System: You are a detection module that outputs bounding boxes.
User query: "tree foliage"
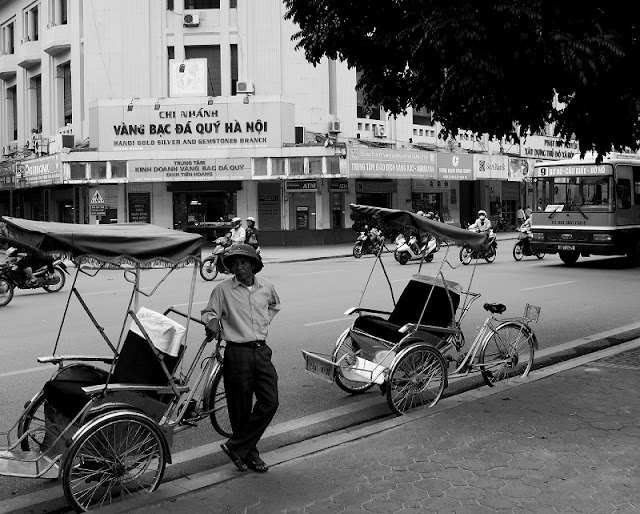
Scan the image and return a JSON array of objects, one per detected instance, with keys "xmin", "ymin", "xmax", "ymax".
[{"xmin": 284, "ymin": 1, "xmax": 640, "ymax": 159}]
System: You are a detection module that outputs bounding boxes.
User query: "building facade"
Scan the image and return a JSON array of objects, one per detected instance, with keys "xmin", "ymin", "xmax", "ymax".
[{"xmin": 0, "ymin": 0, "xmax": 580, "ymax": 244}]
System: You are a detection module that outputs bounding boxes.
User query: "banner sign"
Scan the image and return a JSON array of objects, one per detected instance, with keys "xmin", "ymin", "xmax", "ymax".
[
  {"xmin": 21, "ymin": 155, "xmax": 62, "ymax": 187},
  {"xmin": 521, "ymin": 135, "xmax": 579, "ymax": 160},
  {"xmin": 348, "ymin": 148, "xmax": 437, "ymax": 179},
  {"xmin": 474, "ymin": 154, "xmax": 508, "ymax": 180},
  {"xmin": 437, "ymin": 153, "xmax": 473, "ymax": 181},
  {"xmin": 286, "ymin": 180, "xmax": 317, "ymax": 192},
  {"xmin": 128, "ymin": 192, "xmax": 151, "ymax": 223},
  {"xmin": 89, "ymin": 100, "xmax": 294, "ymax": 152},
  {"xmin": 128, "ymin": 158, "xmax": 251, "ymax": 182}
]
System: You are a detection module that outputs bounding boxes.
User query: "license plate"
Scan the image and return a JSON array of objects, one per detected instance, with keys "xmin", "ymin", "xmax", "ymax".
[
  {"xmin": 558, "ymin": 245, "xmax": 575, "ymax": 251},
  {"xmin": 303, "ymin": 352, "xmax": 335, "ymax": 383}
]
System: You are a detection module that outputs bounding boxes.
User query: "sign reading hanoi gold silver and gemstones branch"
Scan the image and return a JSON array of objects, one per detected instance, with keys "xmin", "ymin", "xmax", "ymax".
[
  {"xmin": 348, "ymin": 148, "xmax": 437, "ymax": 179},
  {"xmin": 89, "ymin": 99, "xmax": 295, "ymax": 152},
  {"xmin": 128, "ymin": 158, "xmax": 251, "ymax": 182}
]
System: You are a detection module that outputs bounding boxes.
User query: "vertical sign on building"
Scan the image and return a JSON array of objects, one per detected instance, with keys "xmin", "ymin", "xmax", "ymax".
[
  {"xmin": 257, "ymin": 182, "xmax": 281, "ymax": 231},
  {"xmin": 128, "ymin": 192, "xmax": 151, "ymax": 223}
]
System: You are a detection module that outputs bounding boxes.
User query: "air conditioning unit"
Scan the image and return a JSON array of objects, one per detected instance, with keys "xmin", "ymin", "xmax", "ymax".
[
  {"xmin": 183, "ymin": 13, "xmax": 200, "ymax": 27},
  {"xmin": 328, "ymin": 120, "xmax": 341, "ymax": 134},
  {"xmin": 2, "ymin": 146, "xmax": 8, "ymax": 157},
  {"xmin": 33, "ymin": 138, "xmax": 42, "ymax": 155},
  {"xmin": 373, "ymin": 125, "xmax": 386, "ymax": 138},
  {"xmin": 236, "ymin": 81, "xmax": 255, "ymax": 95}
]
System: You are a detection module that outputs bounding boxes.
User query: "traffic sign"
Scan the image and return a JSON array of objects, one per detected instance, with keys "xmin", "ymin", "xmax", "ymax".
[{"xmin": 90, "ymin": 191, "xmax": 105, "ymax": 204}]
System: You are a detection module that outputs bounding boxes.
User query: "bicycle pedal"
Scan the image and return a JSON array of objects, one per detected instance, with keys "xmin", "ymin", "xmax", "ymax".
[{"xmin": 179, "ymin": 418, "xmax": 198, "ymax": 427}]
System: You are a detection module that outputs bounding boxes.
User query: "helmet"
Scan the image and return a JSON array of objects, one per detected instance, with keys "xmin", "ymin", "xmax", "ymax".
[
  {"xmin": 231, "ymin": 217, "xmax": 241, "ymax": 226},
  {"xmin": 416, "ymin": 211, "xmax": 424, "ymax": 217},
  {"xmin": 246, "ymin": 216, "xmax": 256, "ymax": 222},
  {"xmin": 478, "ymin": 210, "xmax": 487, "ymax": 216},
  {"xmin": 222, "ymin": 243, "xmax": 263, "ymax": 273}
]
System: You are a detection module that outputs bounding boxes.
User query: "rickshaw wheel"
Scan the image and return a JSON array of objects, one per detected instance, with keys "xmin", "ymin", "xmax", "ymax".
[
  {"xmin": 205, "ymin": 368, "xmax": 233, "ymax": 438},
  {"xmin": 200, "ymin": 257, "xmax": 219, "ymax": 281},
  {"xmin": 459, "ymin": 247, "xmax": 472, "ymax": 265},
  {"xmin": 0, "ymin": 278, "xmax": 14, "ymax": 307},
  {"xmin": 479, "ymin": 321, "xmax": 534, "ymax": 387},
  {"xmin": 43, "ymin": 268, "xmax": 66, "ymax": 292},
  {"xmin": 333, "ymin": 334, "xmax": 375, "ymax": 394},
  {"xmin": 386, "ymin": 345, "xmax": 446, "ymax": 416},
  {"xmin": 18, "ymin": 391, "xmax": 46, "ymax": 451},
  {"xmin": 62, "ymin": 411, "xmax": 167, "ymax": 513}
]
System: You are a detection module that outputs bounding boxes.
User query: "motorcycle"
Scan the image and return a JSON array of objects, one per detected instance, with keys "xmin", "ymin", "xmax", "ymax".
[
  {"xmin": 513, "ymin": 226, "xmax": 545, "ymax": 261},
  {"xmin": 0, "ymin": 254, "xmax": 68, "ymax": 307},
  {"xmin": 199, "ymin": 236, "xmax": 262, "ymax": 281},
  {"xmin": 394, "ymin": 233, "xmax": 437, "ymax": 265},
  {"xmin": 459, "ymin": 229, "xmax": 498, "ymax": 264},
  {"xmin": 494, "ymin": 215, "xmax": 511, "ymax": 232},
  {"xmin": 353, "ymin": 228, "xmax": 384, "ymax": 258}
]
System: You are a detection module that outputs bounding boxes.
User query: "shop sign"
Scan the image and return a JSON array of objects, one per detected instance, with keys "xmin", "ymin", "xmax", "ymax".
[
  {"xmin": 128, "ymin": 158, "xmax": 251, "ymax": 182},
  {"xmin": 128, "ymin": 192, "xmax": 151, "ymax": 223},
  {"xmin": 412, "ymin": 179, "xmax": 450, "ymax": 192},
  {"xmin": 355, "ymin": 180, "xmax": 396, "ymax": 193},
  {"xmin": 21, "ymin": 155, "xmax": 62, "ymax": 187},
  {"xmin": 437, "ymin": 153, "xmax": 473, "ymax": 181},
  {"xmin": 348, "ymin": 148, "xmax": 436, "ymax": 179},
  {"xmin": 330, "ymin": 179, "xmax": 348, "ymax": 191},
  {"xmin": 508, "ymin": 158, "xmax": 533, "ymax": 182},
  {"xmin": 286, "ymin": 180, "xmax": 317, "ymax": 192},
  {"xmin": 521, "ymin": 135, "xmax": 579, "ymax": 160},
  {"xmin": 89, "ymin": 99, "xmax": 294, "ymax": 152},
  {"xmin": 474, "ymin": 154, "xmax": 508, "ymax": 180}
]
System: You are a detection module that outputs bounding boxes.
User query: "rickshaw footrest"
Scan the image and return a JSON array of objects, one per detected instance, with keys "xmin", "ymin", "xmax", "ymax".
[{"xmin": 0, "ymin": 449, "xmax": 59, "ymax": 479}]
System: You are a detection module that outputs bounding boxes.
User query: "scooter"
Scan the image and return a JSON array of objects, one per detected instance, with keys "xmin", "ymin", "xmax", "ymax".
[
  {"xmin": 459, "ymin": 229, "xmax": 498, "ymax": 264},
  {"xmin": 513, "ymin": 226, "xmax": 545, "ymax": 261},
  {"xmin": 394, "ymin": 233, "xmax": 437, "ymax": 265},
  {"xmin": 200, "ymin": 236, "xmax": 232, "ymax": 281},
  {"xmin": 353, "ymin": 228, "xmax": 384, "ymax": 258},
  {"xmin": 0, "ymin": 254, "xmax": 68, "ymax": 307}
]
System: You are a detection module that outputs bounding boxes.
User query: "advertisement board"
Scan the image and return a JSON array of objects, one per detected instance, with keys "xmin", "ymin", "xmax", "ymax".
[
  {"xmin": 21, "ymin": 155, "xmax": 62, "ymax": 187},
  {"xmin": 348, "ymin": 148, "xmax": 437, "ymax": 179},
  {"xmin": 437, "ymin": 153, "xmax": 473, "ymax": 181},
  {"xmin": 128, "ymin": 158, "xmax": 251, "ymax": 182}
]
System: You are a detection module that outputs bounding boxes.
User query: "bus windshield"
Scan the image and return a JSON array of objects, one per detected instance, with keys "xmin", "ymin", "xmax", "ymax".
[{"xmin": 533, "ymin": 176, "xmax": 614, "ymax": 213}]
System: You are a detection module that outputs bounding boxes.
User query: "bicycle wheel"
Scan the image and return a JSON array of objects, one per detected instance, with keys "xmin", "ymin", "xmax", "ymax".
[
  {"xmin": 200, "ymin": 257, "xmax": 219, "ymax": 281},
  {"xmin": 479, "ymin": 321, "xmax": 534, "ymax": 386},
  {"xmin": 333, "ymin": 332, "xmax": 375, "ymax": 394},
  {"xmin": 62, "ymin": 411, "xmax": 167, "ymax": 512},
  {"xmin": 17, "ymin": 391, "xmax": 46, "ymax": 451},
  {"xmin": 207, "ymin": 367, "xmax": 233, "ymax": 438},
  {"xmin": 386, "ymin": 345, "xmax": 446, "ymax": 416},
  {"xmin": 0, "ymin": 278, "xmax": 14, "ymax": 307}
]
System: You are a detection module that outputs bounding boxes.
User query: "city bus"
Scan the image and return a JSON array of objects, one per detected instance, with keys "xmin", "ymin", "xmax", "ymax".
[{"xmin": 529, "ymin": 153, "xmax": 640, "ymax": 265}]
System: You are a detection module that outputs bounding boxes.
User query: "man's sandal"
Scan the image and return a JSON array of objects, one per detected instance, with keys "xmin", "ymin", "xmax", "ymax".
[
  {"xmin": 243, "ymin": 455, "xmax": 269, "ymax": 473},
  {"xmin": 220, "ymin": 444, "xmax": 247, "ymax": 472}
]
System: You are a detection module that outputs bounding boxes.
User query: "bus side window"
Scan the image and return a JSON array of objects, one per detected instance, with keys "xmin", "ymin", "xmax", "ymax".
[
  {"xmin": 616, "ymin": 179, "xmax": 632, "ymax": 209},
  {"xmin": 633, "ymin": 168, "xmax": 640, "ymax": 204}
]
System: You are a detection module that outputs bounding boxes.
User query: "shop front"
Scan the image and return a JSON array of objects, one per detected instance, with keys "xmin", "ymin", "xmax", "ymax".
[{"xmin": 437, "ymin": 153, "xmax": 474, "ymax": 226}]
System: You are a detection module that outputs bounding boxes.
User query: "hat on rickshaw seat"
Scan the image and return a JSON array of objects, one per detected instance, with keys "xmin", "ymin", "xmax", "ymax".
[{"xmin": 223, "ymin": 243, "xmax": 263, "ymax": 273}]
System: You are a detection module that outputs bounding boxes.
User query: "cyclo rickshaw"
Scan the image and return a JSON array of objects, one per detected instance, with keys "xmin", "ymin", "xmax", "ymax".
[
  {"xmin": 0, "ymin": 217, "xmax": 232, "ymax": 512},
  {"xmin": 303, "ymin": 205, "xmax": 540, "ymax": 416}
]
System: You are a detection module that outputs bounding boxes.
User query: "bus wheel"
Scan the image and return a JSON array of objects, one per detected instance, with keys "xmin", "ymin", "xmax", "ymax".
[{"xmin": 559, "ymin": 251, "xmax": 579, "ymax": 266}]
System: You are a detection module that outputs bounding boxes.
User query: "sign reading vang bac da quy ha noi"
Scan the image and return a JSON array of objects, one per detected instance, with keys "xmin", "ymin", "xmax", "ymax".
[{"xmin": 89, "ymin": 100, "xmax": 295, "ymax": 152}]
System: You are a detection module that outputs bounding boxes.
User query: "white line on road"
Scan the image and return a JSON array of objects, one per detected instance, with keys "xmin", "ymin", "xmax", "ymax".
[
  {"xmin": 304, "ymin": 317, "xmax": 352, "ymax": 327},
  {"xmin": 520, "ymin": 280, "xmax": 576, "ymax": 291},
  {"xmin": 289, "ymin": 270, "xmax": 344, "ymax": 276},
  {"xmin": 0, "ymin": 365, "xmax": 53, "ymax": 379}
]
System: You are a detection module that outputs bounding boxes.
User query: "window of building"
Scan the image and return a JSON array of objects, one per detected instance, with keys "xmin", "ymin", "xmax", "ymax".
[
  {"xmin": 185, "ymin": 45, "xmax": 220, "ymax": 97},
  {"xmin": 167, "ymin": 0, "xmax": 174, "ymax": 10},
  {"xmin": 230, "ymin": 0, "xmax": 237, "ymax": 7},
  {"xmin": 2, "ymin": 21, "xmax": 15, "ymax": 54},
  {"xmin": 24, "ymin": 4, "xmax": 39, "ymax": 42},
  {"xmin": 327, "ymin": 156, "xmax": 340, "ymax": 174},
  {"xmin": 290, "ymin": 158, "xmax": 304, "ymax": 175},
  {"xmin": 185, "ymin": 0, "xmax": 219, "ymax": 9},
  {"xmin": 6, "ymin": 85, "xmax": 17, "ymax": 141},
  {"xmin": 90, "ymin": 162, "xmax": 107, "ymax": 179},
  {"xmin": 111, "ymin": 161, "xmax": 127, "ymax": 179},
  {"xmin": 230, "ymin": 44, "xmax": 238, "ymax": 95},
  {"xmin": 271, "ymin": 158, "xmax": 285, "ymax": 176},
  {"xmin": 356, "ymin": 70, "xmax": 380, "ymax": 120},
  {"xmin": 50, "ymin": 0, "xmax": 67, "ymax": 26},
  {"xmin": 58, "ymin": 61, "xmax": 72, "ymax": 125},
  {"xmin": 69, "ymin": 162, "xmax": 86, "ymax": 180},
  {"xmin": 412, "ymin": 106, "xmax": 433, "ymax": 126},
  {"xmin": 309, "ymin": 157, "xmax": 322, "ymax": 175},
  {"xmin": 29, "ymin": 75, "xmax": 42, "ymax": 134},
  {"xmin": 254, "ymin": 158, "xmax": 267, "ymax": 176}
]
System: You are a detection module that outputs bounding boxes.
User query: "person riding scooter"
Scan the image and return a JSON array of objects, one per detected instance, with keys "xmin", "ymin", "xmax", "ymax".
[
  {"xmin": 467, "ymin": 210, "xmax": 496, "ymax": 251},
  {"xmin": 5, "ymin": 247, "xmax": 52, "ymax": 286},
  {"xmin": 229, "ymin": 217, "xmax": 245, "ymax": 245}
]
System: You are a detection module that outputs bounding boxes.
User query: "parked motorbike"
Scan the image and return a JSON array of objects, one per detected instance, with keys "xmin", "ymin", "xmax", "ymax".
[
  {"xmin": 200, "ymin": 237, "xmax": 262, "ymax": 281},
  {"xmin": 494, "ymin": 215, "xmax": 511, "ymax": 232},
  {"xmin": 394, "ymin": 233, "xmax": 437, "ymax": 265},
  {"xmin": 459, "ymin": 229, "xmax": 497, "ymax": 264},
  {"xmin": 513, "ymin": 226, "xmax": 545, "ymax": 261},
  {"xmin": 0, "ymin": 253, "xmax": 68, "ymax": 307},
  {"xmin": 353, "ymin": 228, "xmax": 384, "ymax": 258}
]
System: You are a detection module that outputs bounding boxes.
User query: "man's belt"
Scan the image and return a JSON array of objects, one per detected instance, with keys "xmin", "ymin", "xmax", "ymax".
[{"xmin": 227, "ymin": 340, "xmax": 266, "ymax": 348}]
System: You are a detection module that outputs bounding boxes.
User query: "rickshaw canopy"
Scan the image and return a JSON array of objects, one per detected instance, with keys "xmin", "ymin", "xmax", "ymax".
[
  {"xmin": 350, "ymin": 204, "xmax": 487, "ymax": 248},
  {"xmin": 1, "ymin": 217, "xmax": 202, "ymax": 266}
]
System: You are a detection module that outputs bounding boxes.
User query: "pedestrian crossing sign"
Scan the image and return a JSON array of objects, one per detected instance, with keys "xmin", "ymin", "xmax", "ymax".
[{"xmin": 90, "ymin": 191, "xmax": 105, "ymax": 204}]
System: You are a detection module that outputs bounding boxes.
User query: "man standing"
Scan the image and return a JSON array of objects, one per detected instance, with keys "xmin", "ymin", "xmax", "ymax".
[
  {"xmin": 201, "ymin": 244, "xmax": 281, "ymax": 473},
  {"xmin": 516, "ymin": 205, "xmax": 525, "ymax": 228}
]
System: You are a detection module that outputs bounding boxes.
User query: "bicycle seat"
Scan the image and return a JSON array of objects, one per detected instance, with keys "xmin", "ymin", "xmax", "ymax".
[{"xmin": 483, "ymin": 303, "xmax": 506, "ymax": 314}]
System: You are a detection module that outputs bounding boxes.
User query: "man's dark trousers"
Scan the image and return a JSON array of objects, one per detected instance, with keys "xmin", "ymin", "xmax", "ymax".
[{"xmin": 223, "ymin": 344, "xmax": 278, "ymax": 460}]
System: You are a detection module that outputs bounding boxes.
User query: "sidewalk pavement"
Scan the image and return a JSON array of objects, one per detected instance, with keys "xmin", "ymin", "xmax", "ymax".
[{"xmin": 101, "ymin": 336, "xmax": 640, "ymax": 514}]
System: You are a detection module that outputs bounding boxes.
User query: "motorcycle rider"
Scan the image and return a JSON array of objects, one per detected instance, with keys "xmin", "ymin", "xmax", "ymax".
[
  {"xmin": 519, "ymin": 216, "xmax": 533, "ymax": 253},
  {"xmin": 5, "ymin": 247, "xmax": 49, "ymax": 286},
  {"xmin": 244, "ymin": 217, "xmax": 260, "ymax": 250},
  {"xmin": 229, "ymin": 217, "xmax": 246, "ymax": 245},
  {"xmin": 468, "ymin": 210, "xmax": 492, "ymax": 234}
]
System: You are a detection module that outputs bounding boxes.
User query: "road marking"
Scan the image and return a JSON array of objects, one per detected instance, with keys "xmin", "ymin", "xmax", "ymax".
[
  {"xmin": 520, "ymin": 280, "xmax": 576, "ymax": 291},
  {"xmin": 289, "ymin": 270, "xmax": 344, "ymax": 276},
  {"xmin": 304, "ymin": 317, "xmax": 352, "ymax": 327},
  {"xmin": 0, "ymin": 366, "xmax": 53, "ymax": 379}
]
